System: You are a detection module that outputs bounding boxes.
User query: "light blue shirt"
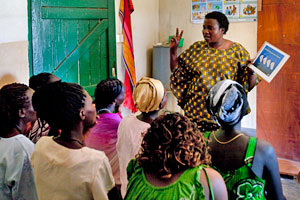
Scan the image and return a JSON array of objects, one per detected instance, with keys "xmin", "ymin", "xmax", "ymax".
[{"xmin": 0, "ymin": 134, "xmax": 38, "ymax": 200}]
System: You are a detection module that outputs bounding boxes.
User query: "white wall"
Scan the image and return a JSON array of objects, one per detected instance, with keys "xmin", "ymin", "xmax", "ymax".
[
  {"xmin": 115, "ymin": 0, "xmax": 160, "ymax": 83},
  {"xmin": 0, "ymin": 0, "xmax": 29, "ymax": 87},
  {"xmin": 0, "ymin": 0, "xmax": 159, "ymax": 87},
  {"xmin": 158, "ymin": 0, "xmax": 257, "ymax": 128},
  {"xmin": 0, "ymin": 0, "xmax": 257, "ymax": 128}
]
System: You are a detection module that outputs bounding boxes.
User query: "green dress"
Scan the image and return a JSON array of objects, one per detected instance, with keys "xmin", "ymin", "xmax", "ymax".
[
  {"xmin": 214, "ymin": 137, "xmax": 266, "ymax": 200},
  {"xmin": 125, "ymin": 159, "xmax": 214, "ymax": 200},
  {"xmin": 170, "ymin": 41, "xmax": 252, "ymax": 132}
]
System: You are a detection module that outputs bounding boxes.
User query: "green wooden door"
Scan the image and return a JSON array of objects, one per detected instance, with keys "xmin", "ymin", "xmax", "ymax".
[{"xmin": 28, "ymin": 0, "xmax": 116, "ymax": 95}]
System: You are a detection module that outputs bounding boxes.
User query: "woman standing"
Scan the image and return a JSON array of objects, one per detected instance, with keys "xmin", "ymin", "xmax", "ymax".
[{"xmin": 170, "ymin": 11, "xmax": 259, "ymax": 132}]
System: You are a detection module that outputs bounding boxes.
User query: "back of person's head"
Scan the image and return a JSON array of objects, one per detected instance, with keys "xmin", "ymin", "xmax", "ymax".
[
  {"xmin": 32, "ymin": 81, "xmax": 86, "ymax": 134},
  {"xmin": 205, "ymin": 11, "xmax": 229, "ymax": 34},
  {"xmin": 133, "ymin": 77, "xmax": 166, "ymax": 113},
  {"xmin": 137, "ymin": 113, "xmax": 210, "ymax": 178},
  {"xmin": 206, "ymin": 79, "xmax": 247, "ymax": 127},
  {"xmin": 29, "ymin": 72, "xmax": 60, "ymax": 91},
  {"xmin": 0, "ymin": 83, "xmax": 32, "ymax": 136},
  {"xmin": 94, "ymin": 78, "xmax": 124, "ymax": 111}
]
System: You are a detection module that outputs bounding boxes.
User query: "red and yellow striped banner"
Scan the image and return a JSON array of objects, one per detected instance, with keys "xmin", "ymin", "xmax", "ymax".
[{"xmin": 119, "ymin": 0, "xmax": 136, "ymax": 112}]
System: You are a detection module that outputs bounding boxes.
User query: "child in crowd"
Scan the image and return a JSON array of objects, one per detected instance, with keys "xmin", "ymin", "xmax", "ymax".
[
  {"xmin": 206, "ymin": 79, "xmax": 285, "ymax": 199},
  {"xmin": 124, "ymin": 113, "xmax": 227, "ymax": 200},
  {"xmin": 27, "ymin": 72, "xmax": 61, "ymax": 143},
  {"xmin": 85, "ymin": 78, "xmax": 125, "ymax": 195},
  {"xmin": 116, "ymin": 77, "xmax": 167, "ymax": 197},
  {"xmin": 0, "ymin": 83, "xmax": 37, "ymax": 199},
  {"xmin": 31, "ymin": 81, "xmax": 119, "ymax": 200}
]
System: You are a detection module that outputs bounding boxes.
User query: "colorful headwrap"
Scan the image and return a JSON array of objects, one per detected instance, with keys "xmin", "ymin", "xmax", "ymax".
[
  {"xmin": 133, "ymin": 77, "xmax": 165, "ymax": 113},
  {"xmin": 206, "ymin": 79, "xmax": 247, "ymax": 126}
]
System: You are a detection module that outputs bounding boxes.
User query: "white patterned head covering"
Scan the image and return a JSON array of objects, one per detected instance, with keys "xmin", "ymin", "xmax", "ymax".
[
  {"xmin": 206, "ymin": 79, "xmax": 247, "ymax": 126},
  {"xmin": 133, "ymin": 77, "xmax": 165, "ymax": 113}
]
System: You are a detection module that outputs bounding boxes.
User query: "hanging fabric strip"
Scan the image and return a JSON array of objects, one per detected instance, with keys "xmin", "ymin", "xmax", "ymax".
[{"xmin": 119, "ymin": 0, "xmax": 136, "ymax": 112}]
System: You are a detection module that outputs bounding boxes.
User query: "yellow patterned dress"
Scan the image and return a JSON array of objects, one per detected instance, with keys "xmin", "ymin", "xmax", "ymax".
[{"xmin": 170, "ymin": 41, "xmax": 251, "ymax": 132}]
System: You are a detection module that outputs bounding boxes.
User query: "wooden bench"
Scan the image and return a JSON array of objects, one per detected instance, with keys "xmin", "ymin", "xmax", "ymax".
[{"xmin": 278, "ymin": 158, "xmax": 300, "ymax": 183}]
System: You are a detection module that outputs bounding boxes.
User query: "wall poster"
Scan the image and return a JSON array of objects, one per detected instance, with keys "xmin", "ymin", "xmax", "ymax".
[{"xmin": 191, "ymin": 0, "xmax": 257, "ymax": 23}]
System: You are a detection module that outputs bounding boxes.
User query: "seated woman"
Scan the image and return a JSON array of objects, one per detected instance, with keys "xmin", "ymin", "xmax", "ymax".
[
  {"xmin": 85, "ymin": 78, "xmax": 125, "ymax": 192},
  {"xmin": 0, "ymin": 83, "xmax": 37, "ymax": 199},
  {"xmin": 116, "ymin": 77, "xmax": 167, "ymax": 197},
  {"xmin": 125, "ymin": 113, "xmax": 227, "ymax": 200},
  {"xmin": 31, "ymin": 81, "xmax": 119, "ymax": 200},
  {"xmin": 206, "ymin": 79, "xmax": 285, "ymax": 200},
  {"xmin": 27, "ymin": 72, "xmax": 61, "ymax": 143}
]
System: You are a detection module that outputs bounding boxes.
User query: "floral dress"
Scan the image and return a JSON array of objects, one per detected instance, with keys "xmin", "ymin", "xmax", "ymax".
[
  {"xmin": 214, "ymin": 137, "xmax": 266, "ymax": 200},
  {"xmin": 170, "ymin": 41, "xmax": 252, "ymax": 132}
]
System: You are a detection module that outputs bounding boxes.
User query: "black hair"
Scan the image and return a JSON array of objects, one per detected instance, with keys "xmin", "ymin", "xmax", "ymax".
[
  {"xmin": 94, "ymin": 78, "xmax": 123, "ymax": 111},
  {"xmin": 32, "ymin": 81, "xmax": 86, "ymax": 135},
  {"xmin": 29, "ymin": 72, "xmax": 60, "ymax": 91},
  {"xmin": 0, "ymin": 83, "xmax": 31, "ymax": 136},
  {"xmin": 205, "ymin": 11, "xmax": 229, "ymax": 34}
]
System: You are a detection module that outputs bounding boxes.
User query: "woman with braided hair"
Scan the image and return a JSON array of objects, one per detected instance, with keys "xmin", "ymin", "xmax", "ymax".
[
  {"xmin": 27, "ymin": 72, "xmax": 61, "ymax": 143},
  {"xmin": 0, "ymin": 83, "xmax": 37, "ymax": 199},
  {"xmin": 206, "ymin": 79, "xmax": 285, "ymax": 200},
  {"xmin": 124, "ymin": 113, "xmax": 227, "ymax": 200},
  {"xmin": 31, "ymin": 81, "xmax": 120, "ymax": 200},
  {"xmin": 85, "ymin": 78, "xmax": 125, "ymax": 195}
]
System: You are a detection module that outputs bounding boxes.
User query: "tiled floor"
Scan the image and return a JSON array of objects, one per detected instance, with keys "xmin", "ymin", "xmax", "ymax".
[{"xmin": 281, "ymin": 177, "xmax": 300, "ymax": 200}]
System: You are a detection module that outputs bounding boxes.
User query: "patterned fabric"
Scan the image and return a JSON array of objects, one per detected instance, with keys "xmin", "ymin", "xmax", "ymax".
[
  {"xmin": 214, "ymin": 137, "xmax": 266, "ymax": 200},
  {"xmin": 133, "ymin": 77, "xmax": 165, "ymax": 113},
  {"xmin": 119, "ymin": 0, "xmax": 137, "ymax": 112},
  {"xmin": 26, "ymin": 119, "xmax": 50, "ymax": 143},
  {"xmin": 170, "ymin": 41, "xmax": 251, "ymax": 132},
  {"xmin": 206, "ymin": 80, "xmax": 247, "ymax": 126},
  {"xmin": 125, "ymin": 159, "xmax": 207, "ymax": 200}
]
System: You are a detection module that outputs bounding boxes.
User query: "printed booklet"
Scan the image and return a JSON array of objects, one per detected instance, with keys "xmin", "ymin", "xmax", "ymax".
[{"xmin": 248, "ymin": 41, "xmax": 290, "ymax": 83}]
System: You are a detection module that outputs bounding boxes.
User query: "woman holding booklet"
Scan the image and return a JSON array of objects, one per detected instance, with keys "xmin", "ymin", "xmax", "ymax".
[{"xmin": 169, "ymin": 11, "xmax": 260, "ymax": 132}]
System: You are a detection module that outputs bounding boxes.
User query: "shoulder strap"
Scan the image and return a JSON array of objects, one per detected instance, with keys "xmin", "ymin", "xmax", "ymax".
[
  {"xmin": 244, "ymin": 137, "xmax": 257, "ymax": 167},
  {"xmin": 202, "ymin": 168, "xmax": 215, "ymax": 200},
  {"xmin": 203, "ymin": 131, "xmax": 211, "ymax": 140}
]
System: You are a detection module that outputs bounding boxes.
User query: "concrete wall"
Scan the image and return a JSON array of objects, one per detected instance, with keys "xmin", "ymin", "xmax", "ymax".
[
  {"xmin": 0, "ymin": 0, "xmax": 159, "ymax": 87},
  {"xmin": 0, "ymin": 0, "xmax": 29, "ymax": 86},
  {"xmin": 158, "ymin": 0, "xmax": 257, "ymax": 128},
  {"xmin": 115, "ymin": 0, "xmax": 159, "ymax": 83}
]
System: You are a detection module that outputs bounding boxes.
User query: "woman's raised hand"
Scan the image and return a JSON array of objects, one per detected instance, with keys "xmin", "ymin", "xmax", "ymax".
[
  {"xmin": 169, "ymin": 28, "xmax": 183, "ymax": 72},
  {"xmin": 170, "ymin": 28, "xmax": 184, "ymax": 52}
]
